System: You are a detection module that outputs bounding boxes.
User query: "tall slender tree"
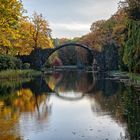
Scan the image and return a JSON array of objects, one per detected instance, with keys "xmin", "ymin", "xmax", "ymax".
[{"xmin": 31, "ymin": 12, "xmax": 53, "ymax": 49}]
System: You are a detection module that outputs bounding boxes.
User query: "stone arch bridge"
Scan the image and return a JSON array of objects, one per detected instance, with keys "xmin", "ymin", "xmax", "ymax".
[{"xmin": 19, "ymin": 43, "xmax": 105, "ymax": 70}]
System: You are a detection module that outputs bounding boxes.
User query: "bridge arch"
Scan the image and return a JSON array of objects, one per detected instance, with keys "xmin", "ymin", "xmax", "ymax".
[
  {"xmin": 44, "ymin": 43, "xmax": 94, "ymax": 66},
  {"xmin": 25, "ymin": 42, "xmax": 102, "ymax": 70}
]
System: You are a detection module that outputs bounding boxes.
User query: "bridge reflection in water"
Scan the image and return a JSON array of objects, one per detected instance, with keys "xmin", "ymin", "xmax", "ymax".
[{"xmin": 0, "ymin": 71, "xmax": 139, "ymax": 140}]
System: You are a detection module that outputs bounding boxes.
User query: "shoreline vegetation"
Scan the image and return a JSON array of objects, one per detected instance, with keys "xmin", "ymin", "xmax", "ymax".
[
  {"xmin": 0, "ymin": 70, "xmax": 41, "ymax": 80},
  {"xmin": 109, "ymin": 71, "xmax": 140, "ymax": 91},
  {"xmin": 0, "ymin": 69, "xmax": 140, "ymax": 92}
]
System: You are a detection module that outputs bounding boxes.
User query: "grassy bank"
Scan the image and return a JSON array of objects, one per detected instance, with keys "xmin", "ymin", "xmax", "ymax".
[{"xmin": 0, "ymin": 69, "xmax": 42, "ymax": 80}]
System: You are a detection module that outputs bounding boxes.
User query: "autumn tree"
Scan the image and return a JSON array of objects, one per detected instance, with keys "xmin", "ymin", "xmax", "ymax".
[
  {"xmin": 80, "ymin": 19, "xmax": 114, "ymax": 51},
  {"xmin": 15, "ymin": 17, "xmax": 34, "ymax": 55},
  {"xmin": 11, "ymin": 13, "xmax": 53, "ymax": 55},
  {"xmin": 0, "ymin": 0, "xmax": 24, "ymax": 54},
  {"xmin": 80, "ymin": 16, "xmax": 122, "ymax": 70},
  {"xmin": 120, "ymin": 0, "xmax": 140, "ymax": 20},
  {"xmin": 30, "ymin": 12, "xmax": 53, "ymax": 49},
  {"xmin": 0, "ymin": 1, "xmax": 53, "ymax": 55}
]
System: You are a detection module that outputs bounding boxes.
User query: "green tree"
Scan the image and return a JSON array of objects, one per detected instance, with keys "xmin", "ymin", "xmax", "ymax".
[{"xmin": 119, "ymin": 0, "xmax": 140, "ymax": 73}]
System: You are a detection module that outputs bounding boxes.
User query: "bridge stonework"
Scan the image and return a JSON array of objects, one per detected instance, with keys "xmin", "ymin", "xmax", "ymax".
[{"xmin": 19, "ymin": 43, "xmax": 106, "ymax": 71}]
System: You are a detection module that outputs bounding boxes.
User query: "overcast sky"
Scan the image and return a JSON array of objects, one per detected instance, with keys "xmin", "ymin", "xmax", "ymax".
[{"xmin": 22, "ymin": 0, "xmax": 120, "ymax": 38}]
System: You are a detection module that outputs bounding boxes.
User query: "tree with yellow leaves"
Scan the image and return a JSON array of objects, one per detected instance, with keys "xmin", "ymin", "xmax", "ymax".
[
  {"xmin": 30, "ymin": 12, "xmax": 53, "ymax": 49},
  {"xmin": 0, "ymin": 0, "xmax": 24, "ymax": 54},
  {"xmin": 0, "ymin": 1, "xmax": 53, "ymax": 55}
]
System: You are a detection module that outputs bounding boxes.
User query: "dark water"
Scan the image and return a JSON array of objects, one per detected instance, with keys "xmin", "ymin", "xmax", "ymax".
[{"xmin": 0, "ymin": 71, "xmax": 140, "ymax": 140}]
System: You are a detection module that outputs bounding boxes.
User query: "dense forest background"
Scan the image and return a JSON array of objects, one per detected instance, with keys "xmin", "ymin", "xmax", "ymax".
[{"xmin": 0, "ymin": 0, "xmax": 140, "ymax": 73}]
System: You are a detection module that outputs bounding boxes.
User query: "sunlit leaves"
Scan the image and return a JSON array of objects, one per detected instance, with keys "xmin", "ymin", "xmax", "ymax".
[
  {"xmin": 0, "ymin": 1, "xmax": 53, "ymax": 55},
  {"xmin": 0, "ymin": 0, "xmax": 23, "ymax": 54},
  {"xmin": 31, "ymin": 12, "xmax": 53, "ymax": 49}
]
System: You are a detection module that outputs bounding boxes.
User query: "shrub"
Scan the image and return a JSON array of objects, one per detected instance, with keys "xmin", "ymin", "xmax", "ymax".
[
  {"xmin": 0, "ymin": 55, "xmax": 22, "ymax": 71},
  {"xmin": 22, "ymin": 63, "xmax": 30, "ymax": 69}
]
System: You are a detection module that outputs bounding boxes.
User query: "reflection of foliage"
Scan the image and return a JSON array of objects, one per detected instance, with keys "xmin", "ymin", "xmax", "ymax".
[
  {"xmin": 95, "ymin": 79, "xmax": 120, "ymax": 96},
  {"xmin": 0, "ymin": 88, "xmax": 50, "ymax": 140},
  {"xmin": 0, "ymin": 72, "xmax": 139, "ymax": 140},
  {"xmin": 46, "ymin": 71, "xmax": 94, "ymax": 93},
  {"xmin": 0, "ymin": 135, "xmax": 22, "ymax": 140},
  {"xmin": 0, "ymin": 70, "xmax": 41, "ymax": 80},
  {"xmin": 0, "ymin": 78, "xmax": 51, "ymax": 140},
  {"xmin": 14, "ymin": 89, "xmax": 35, "ymax": 112},
  {"xmin": 45, "ymin": 73, "xmax": 62, "ymax": 91},
  {"xmin": 92, "ymin": 82, "xmax": 126, "ymax": 122},
  {"xmin": 92, "ymin": 82, "xmax": 140, "ymax": 139},
  {"xmin": 0, "ymin": 79, "xmax": 31, "ymax": 99},
  {"xmin": 46, "ymin": 71, "xmax": 140, "ymax": 140},
  {"xmin": 121, "ymin": 87, "xmax": 140, "ymax": 139}
]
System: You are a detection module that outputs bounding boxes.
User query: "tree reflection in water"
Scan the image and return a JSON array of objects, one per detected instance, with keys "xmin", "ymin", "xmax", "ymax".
[
  {"xmin": 0, "ymin": 79, "xmax": 51, "ymax": 140},
  {"xmin": 0, "ymin": 71, "xmax": 139, "ymax": 140},
  {"xmin": 45, "ymin": 71, "xmax": 140, "ymax": 140}
]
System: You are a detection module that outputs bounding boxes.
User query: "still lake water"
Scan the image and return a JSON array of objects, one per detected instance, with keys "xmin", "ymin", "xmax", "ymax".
[{"xmin": 0, "ymin": 71, "xmax": 139, "ymax": 140}]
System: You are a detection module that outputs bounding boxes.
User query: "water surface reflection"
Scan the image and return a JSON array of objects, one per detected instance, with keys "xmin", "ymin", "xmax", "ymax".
[{"xmin": 0, "ymin": 71, "xmax": 139, "ymax": 140}]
